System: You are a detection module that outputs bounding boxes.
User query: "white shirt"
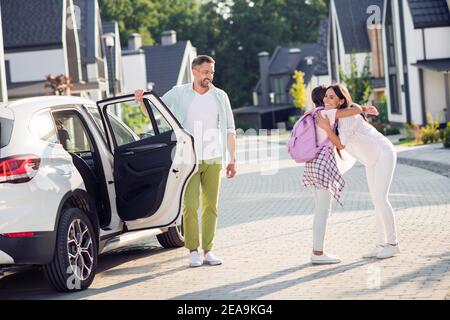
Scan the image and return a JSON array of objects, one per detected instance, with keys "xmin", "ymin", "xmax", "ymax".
[
  {"xmin": 338, "ymin": 115, "xmax": 396, "ymax": 167},
  {"xmin": 316, "ymin": 108, "xmax": 337, "ymax": 147},
  {"xmin": 184, "ymin": 90, "xmax": 222, "ymax": 161}
]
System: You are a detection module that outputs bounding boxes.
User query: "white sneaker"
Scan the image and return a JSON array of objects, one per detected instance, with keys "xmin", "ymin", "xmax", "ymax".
[
  {"xmin": 376, "ymin": 244, "xmax": 400, "ymax": 259},
  {"xmin": 363, "ymin": 244, "xmax": 385, "ymax": 258},
  {"xmin": 310, "ymin": 252, "xmax": 341, "ymax": 265},
  {"xmin": 204, "ymin": 252, "xmax": 223, "ymax": 266},
  {"xmin": 189, "ymin": 251, "xmax": 203, "ymax": 267}
]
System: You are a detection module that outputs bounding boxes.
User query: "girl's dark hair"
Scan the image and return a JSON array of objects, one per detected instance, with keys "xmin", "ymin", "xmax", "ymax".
[{"xmin": 311, "ymin": 85, "xmax": 327, "ymax": 108}]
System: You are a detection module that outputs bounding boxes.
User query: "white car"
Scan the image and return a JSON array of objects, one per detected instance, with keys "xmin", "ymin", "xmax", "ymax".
[{"xmin": 0, "ymin": 93, "xmax": 197, "ymax": 292}]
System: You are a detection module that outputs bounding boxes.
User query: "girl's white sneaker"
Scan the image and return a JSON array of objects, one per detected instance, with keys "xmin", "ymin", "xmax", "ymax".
[
  {"xmin": 310, "ymin": 252, "xmax": 341, "ymax": 265},
  {"xmin": 376, "ymin": 244, "xmax": 400, "ymax": 259},
  {"xmin": 363, "ymin": 244, "xmax": 385, "ymax": 258}
]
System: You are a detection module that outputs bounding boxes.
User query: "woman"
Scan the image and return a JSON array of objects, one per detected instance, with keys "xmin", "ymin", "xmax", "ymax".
[
  {"xmin": 316, "ymin": 84, "xmax": 400, "ymax": 259},
  {"xmin": 305, "ymin": 86, "xmax": 374, "ymax": 264}
]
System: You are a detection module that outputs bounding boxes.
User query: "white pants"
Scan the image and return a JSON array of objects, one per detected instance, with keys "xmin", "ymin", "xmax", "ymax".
[
  {"xmin": 312, "ymin": 189, "xmax": 333, "ymax": 251},
  {"xmin": 365, "ymin": 148, "xmax": 398, "ymax": 245}
]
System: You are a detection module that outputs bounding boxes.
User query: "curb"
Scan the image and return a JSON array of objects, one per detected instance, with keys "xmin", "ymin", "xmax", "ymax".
[{"xmin": 397, "ymin": 157, "xmax": 450, "ymax": 178}]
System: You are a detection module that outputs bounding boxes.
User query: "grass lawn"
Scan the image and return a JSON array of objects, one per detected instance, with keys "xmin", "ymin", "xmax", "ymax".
[{"xmin": 393, "ymin": 138, "xmax": 424, "ymax": 147}]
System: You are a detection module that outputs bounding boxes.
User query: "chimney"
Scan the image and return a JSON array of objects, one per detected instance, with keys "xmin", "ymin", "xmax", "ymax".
[
  {"xmin": 258, "ymin": 51, "xmax": 270, "ymax": 107},
  {"xmin": 162, "ymin": 30, "xmax": 177, "ymax": 46},
  {"xmin": 288, "ymin": 48, "xmax": 301, "ymax": 70},
  {"xmin": 128, "ymin": 33, "xmax": 142, "ymax": 51}
]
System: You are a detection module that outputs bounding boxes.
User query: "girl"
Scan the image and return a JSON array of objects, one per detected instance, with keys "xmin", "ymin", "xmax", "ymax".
[
  {"xmin": 305, "ymin": 86, "xmax": 377, "ymax": 265},
  {"xmin": 316, "ymin": 84, "xmax": 400, "ymax": 259}
]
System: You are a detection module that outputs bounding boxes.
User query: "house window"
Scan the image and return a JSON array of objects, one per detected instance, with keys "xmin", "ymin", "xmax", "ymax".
[{"xmin": 274, "ymin": 78, "xmax": 286, "ymax": 104}]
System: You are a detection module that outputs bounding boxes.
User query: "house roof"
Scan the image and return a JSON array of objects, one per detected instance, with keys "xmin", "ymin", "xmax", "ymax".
[
  {"xmin": 143, "ymin": 41, "xmax": 189, "ymax": 96},
  {"xmin": 407, "ymin": 0, "xmax": 450, "ymax": 29},
  {"xmin": 255, "ymin": 43, "xmax": 321, "ymax": 94},
  {"xmin": 333, "ymin": 0, "xmax": 385, "ymax": 53},
  {"xmin": 412, "ymin": 58, "xmax": 450, "ymax": 72},
  {"xmin": 1, "ymin": 0, "xmax": 64, "ymax": 50}
]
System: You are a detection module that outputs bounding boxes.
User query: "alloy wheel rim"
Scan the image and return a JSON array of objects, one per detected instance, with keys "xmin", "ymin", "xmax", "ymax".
[{"xmin": 67, "ymin": 219, "xmax": 94, "ymax": 281}]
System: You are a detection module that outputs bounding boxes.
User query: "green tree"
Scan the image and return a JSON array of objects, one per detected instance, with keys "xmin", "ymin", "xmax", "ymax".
[
  {"xmin": 339, "ymin": 53, "xmax": 373, "ymax": 105},
  {"xmin": 99, "ymin": 0, "xmax": 328, "ymax": 109},
  {"xmin": 289, "ymin": 70, "xmax": 307, "ymax": 110},
  {"xmin": 193, "ymin": 0, "xmax": 327, "ymax": 108}
]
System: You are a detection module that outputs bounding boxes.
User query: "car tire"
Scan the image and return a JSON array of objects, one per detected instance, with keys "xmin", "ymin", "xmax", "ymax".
[
  {"xmin": 43, "ymin": 208, "xmax": 98, "ymax": 292},
  {"xmin": 157, "ymin": 222, "xmax": 185, "ymax": 248}
]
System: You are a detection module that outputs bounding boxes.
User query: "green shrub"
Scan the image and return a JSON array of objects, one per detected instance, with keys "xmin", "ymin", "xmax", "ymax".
[
  {"xmin": 443, "ymin": 122, "xmax": 450, "ymax": 148},
  {"xmin": 371, "ymin": 122, "xmax": 386, "ymax": 134},
  {"xmin": 385, "ymin": 127, "xmax": 400, "ymax": 136},
  {"xmin": 288, "ymin": 115, "xmax": 299, "ymax": 127},
  {"xmin": 420, "ymin": 113, "xmax": 441, "ymax": 144},
  {"xmin": 235, "ymin": 121, "xmax": 251, "ymax": 132}
]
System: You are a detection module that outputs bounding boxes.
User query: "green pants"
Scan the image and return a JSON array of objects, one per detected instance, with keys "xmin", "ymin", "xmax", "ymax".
[{"xmin": 183, "ymin": 158, "xmax": 222, "ymax": 251}]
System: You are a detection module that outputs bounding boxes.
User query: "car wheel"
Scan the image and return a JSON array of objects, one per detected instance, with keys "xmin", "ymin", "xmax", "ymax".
[
  {"xmin": 43, "ymin": 208, "xmax": 98, "ymax": 292},
  {"xmin": 157, "ymin": 220, "xmax": 185, "ymax": 248}
]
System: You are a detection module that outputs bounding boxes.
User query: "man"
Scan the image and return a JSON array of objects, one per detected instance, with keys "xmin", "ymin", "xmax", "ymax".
[{"xmin": 135, "ymin": 55, "xmax": 237, "ymax": 267}]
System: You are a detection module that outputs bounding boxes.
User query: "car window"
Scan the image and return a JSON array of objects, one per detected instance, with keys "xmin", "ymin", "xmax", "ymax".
[
  {"xmin": 149, "ymin": 103, "xmax": 173, "ymax": 134},
  {"xmin": 86, "ymin": 106, "xmax": 139, "ymax": 146},
  {"xmin": 29, "ymin": 111, "xmax": 59, "ymax": 144},
  {"xmin": 0, "ymin": 111, "xmax": 13, "ymax": 148},
  {"xmin": 103, "ymin": 100, "xmax": 157, "ymax": 146},
  {"xmin": 53, "ymin": 111, "xmax": 94, "ymax": 154}
]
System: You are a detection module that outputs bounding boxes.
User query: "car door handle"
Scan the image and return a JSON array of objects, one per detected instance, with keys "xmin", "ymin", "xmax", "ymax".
[{"xmin": 123, "ymin": 151, "xmax": 135, "ymax": 156}]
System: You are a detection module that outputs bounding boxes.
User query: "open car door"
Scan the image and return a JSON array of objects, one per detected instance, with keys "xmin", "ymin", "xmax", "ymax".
[{"xmin": 96, "ymin": 92, "xmax": 197, "ymax": 231}]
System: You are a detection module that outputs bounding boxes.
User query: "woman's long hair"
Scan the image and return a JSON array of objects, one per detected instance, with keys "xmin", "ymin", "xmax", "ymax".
[
  {"xmin": 327, "ymin": 84, "xmax": 369, "ymax": 160},
  {"xmin": 327, "ymin": 84, "xmax": 355, "ymax": 160}
]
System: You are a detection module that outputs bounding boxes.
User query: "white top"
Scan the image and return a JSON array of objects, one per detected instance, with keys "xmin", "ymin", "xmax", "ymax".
[
  {"xmin": 316, "ymin": 108, "xmax": 337, "ymax": 147},
  {"xmin": 338, "ymin": 115, "xmax": 395, "ymax": 167},
  {"xmin": 184, "ymin": 90, "xmax": 222, "ymax": 161}
]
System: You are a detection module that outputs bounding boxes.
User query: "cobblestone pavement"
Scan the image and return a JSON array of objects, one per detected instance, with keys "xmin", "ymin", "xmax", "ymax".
[{"xmin": 1, "ymin": 140, "xmax": 449, "ymax": 300}]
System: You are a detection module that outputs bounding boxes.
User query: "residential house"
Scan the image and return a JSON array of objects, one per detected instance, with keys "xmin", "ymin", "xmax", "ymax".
[
  {"xmin": 233, "ymin": 20, "xmax": 331, "ymax": 130},
  {"xmin": 102, "ymin": 21, "xmax": 124, "ymax": 96},
  {"xmin": 329, "ymin": 0, "xmax": 386, "ymax": 105},
  {"xmin": 383, "ymin": 0, "xmax": 450, "ymax": 125},
  {"xmin": 122, "ymin": 30, "xmax": 197, "ymax": 96},
  {"xmin": 2, "ymin": 0, "xmax": 83, "ymax": 99},
  {"xmin": 2, "ymin": 0, "xmax": 109, "ymax": 101},
  {"xmin": 122, "ymin": 34, "xmax": 148, "ymax": 94}
]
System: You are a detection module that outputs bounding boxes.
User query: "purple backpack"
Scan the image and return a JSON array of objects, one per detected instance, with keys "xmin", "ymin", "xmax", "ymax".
[{"xmin": 287, "ymin": 107, "xmax": 330, "ymax": 163}]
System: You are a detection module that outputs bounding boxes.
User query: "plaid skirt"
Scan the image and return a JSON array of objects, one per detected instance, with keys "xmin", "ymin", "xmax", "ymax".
[{"xmin": 303, "ymin": 145, "xmax": 345, "ymax": 206}]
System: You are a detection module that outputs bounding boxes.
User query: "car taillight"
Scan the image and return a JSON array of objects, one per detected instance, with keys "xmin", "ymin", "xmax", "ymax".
[
  {"xmin": 1, "ymin": 232, "xmax": 35, "ymax": 238},
  {"xmin": 0, "ymin": 155, "xmax": 41, "ymax": 184}
]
